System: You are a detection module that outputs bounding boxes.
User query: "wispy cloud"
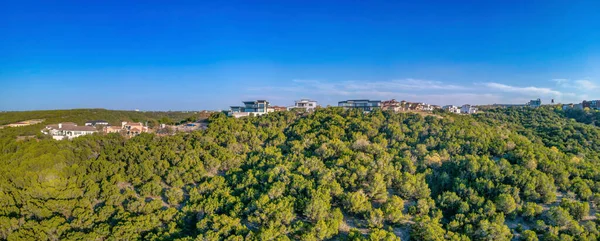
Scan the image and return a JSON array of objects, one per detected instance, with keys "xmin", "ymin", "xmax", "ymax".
[
  {"xmin": 551, "ymin": 78, "xmax": 598, "ymax": 91},
  {"xmin": 248, "ymin": 78, "xmax": 588, "ymax": 106},
  {"xmin": 484, "ymin": 82, "xmax": 563, "ymax": 96},
  {"xmin": 575, "ymin": 79, "xmax": 598, "ymax": 90}
]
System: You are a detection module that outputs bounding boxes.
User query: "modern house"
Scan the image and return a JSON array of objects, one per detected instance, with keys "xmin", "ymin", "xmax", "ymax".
[
  {"xmin": 461, "ymin": 104, "xmax": 478, "ymax": 114},
  {"xmin": 528, "ymin": 98, "xmax": 542, "ymax": 108},
  {"xmin": 443, "ymin": 105, "xmax": 461, "ymax": 114},
  {"xmin": 85, "ymin": 120, "xmax": 109, "ymax": 126},
  {"xmin": 338, "ymin": 99, "xmax": 381, "ymax": 112},
  {"xmin": 289, "ymin": 99, "xmax": 318, "ymax": 111},
  {"xmin": 229, "ymin": 100, "xmax": 270, "ymax": 118},
  {"xmin": 42, "ymin": 122, "xmax": 97, "ymax": 140}
]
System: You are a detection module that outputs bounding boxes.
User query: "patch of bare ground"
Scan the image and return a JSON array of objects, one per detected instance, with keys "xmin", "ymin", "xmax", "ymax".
[{"xmin": 393, "ymin": 221, "xmax": 413, "ymax": 241}]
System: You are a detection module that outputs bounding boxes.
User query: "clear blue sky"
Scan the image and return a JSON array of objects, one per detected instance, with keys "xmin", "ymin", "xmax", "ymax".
[{"xmin": 1, "ymin": 0, "xmax": 599, "ymax": 110}]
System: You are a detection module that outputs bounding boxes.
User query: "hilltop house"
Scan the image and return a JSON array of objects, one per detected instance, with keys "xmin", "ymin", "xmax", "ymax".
[
  {"xmin": 583, "ymin": 100, "xmax": 600, "ymax": 110},
  {"xmin": 443, "ymin": 105, "xmax": 461, "ymax": 114},
  {"xmin": 528, "ymin": 98, "xmax": 542, "ymax": 108},
  {"xmin": 461, "ymin": 104, "xmax": 478, "ymax": 114},
  {"xmin": 381, "ymin": 99, "xmax": 402, "ymax": 112},
  {"xmin": 104, "ymin": 126, "xmax": 123, "ymax": 134},
  {"xmin": 338, "ymin": 99, "xmax": 381, "ymax": 112},
  {"xmin": 289, "ymin": 99, "xmax": 318, "ymax": 111},
  {"xmin": 229, "ymin": 100, "xmax": 270, "ymax": 118},
  {"xmin": 42, "ymin": 122, "xmax": 97, "ymax": 140},
  {"xmin": 122, "ymin": 122, "xmax": 148, "ymax": 136}
]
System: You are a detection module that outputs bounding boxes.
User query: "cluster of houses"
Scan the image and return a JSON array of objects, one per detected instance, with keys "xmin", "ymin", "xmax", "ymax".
[
  {"xmin": 228, "ymin": 99, "xmax": 318, "ymax": 117},
  {"xmin": 41, "ymin": 120, "xmax": 149, "ymax": 140},
  {"xmin": 227, "ymin": 98, "xmax": 480, "ymax": 117},
  {"xmin": 563, "ymin": 99, "xmax": 600, "ymax": 111}
]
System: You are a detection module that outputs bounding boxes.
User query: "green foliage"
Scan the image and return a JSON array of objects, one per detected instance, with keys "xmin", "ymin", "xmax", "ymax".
[{"xmin": 1, "ymin": 107, "xmax": 599, "ymax": 240}]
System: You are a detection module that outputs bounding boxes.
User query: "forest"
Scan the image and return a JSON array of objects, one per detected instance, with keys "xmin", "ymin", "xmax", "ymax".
[{"xmin": 0, "ymin": 106, "xmax": 599, "ymax": 241}]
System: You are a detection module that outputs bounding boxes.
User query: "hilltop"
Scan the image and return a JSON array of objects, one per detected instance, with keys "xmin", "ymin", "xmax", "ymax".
[{"xmin": 0, "ymin": 107, "xmax": 599, "ymax": 240}]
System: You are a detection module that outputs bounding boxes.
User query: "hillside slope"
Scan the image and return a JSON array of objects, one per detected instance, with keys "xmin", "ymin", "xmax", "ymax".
[{"xmin": 0, "ymin": 108, "xmax": 598, "ymax": 240}]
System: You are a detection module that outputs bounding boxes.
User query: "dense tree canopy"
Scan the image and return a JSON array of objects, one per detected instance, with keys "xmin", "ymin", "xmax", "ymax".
[{"xmin": 0, "ymin": 106, "xmax": 599, "ymax": 240}]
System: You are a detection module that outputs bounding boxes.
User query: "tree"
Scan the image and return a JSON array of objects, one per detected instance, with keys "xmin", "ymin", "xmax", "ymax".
[
  {"xmin": 521, "ymin": 230, "xmax": 538, "ymax": 241},
  {"xmin": 495, "ymin": 194, "xmax": 516, "ymax": 215}
]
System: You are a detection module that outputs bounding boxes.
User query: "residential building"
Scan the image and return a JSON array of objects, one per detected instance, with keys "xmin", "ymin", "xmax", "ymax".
[
  {"xmin": 289, "ymin": 99, "xmax": 318, "ymax": 111},
  {"xmin": 421, "ymin": 103, "xmax": 434, "ymax": 111},
  {"xmin": 85, "ymin": 120, "xmax": 109, "ymax": 126},
  {"xmin": 582, "ymin": 100, "xmax": 600, "ymax": 110},
  {"xmin": 461, "ymin": 104, "xmax": 478, "ymax": 114},
  {"xmin": 528, "ymin": 98, "xmax": 542, "ymax": 108},
  {"xmin": 338, "ymin": 99, "xmax": 381, "ymax": 112},
  {"xmin": 122, "ymin": 121, "xmax": 149, "ymax": 136},
  {"xmin": 381, "ymin": 99, "xmax": 402, "ymax": 112},
  {"xmin": 42, "ymin": 122, "xmax": 97, "ymax": 140},
  {"xmin": 443, "ymin": 105, "xmax": 461, "ymax": 114},
  {"xmin": 229, "ymin": 100, "xmax": 270, "ymax": 118},
  {"xmin": 104, "ymin": 126, "xmax": 123, "ymax": 134}
]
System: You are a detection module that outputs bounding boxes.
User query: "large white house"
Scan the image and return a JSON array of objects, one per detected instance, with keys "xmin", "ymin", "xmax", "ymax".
[
  {"xmin": 461, "ymin": 104, "xmax": 478, "ymax": 114},
  {"xmin": 443, "ymin": 105, "xmax": 461, "ymax": 114},
  {"xmin": 289, "ymin": 99, "xmax": 318, "ymax": 111},
  {"xmin": 42, "ymin": 122, "xmax": 97, "ymax": 140}
]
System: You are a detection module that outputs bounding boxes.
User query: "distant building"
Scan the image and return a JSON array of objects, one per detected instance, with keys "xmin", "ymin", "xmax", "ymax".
[
  {"xmin": 528, "ymin": 98, "xmax": 542, "ymax": 108},
  {"xmin": 229, "ymin": 100, "xmax": 270, "ymax": 118},
  {"xmin": 85, "ymin": 120, "xmax": 109, "ymax": 126},
  {"xmin": 104, "ymin": 126, "xmax": 123, "ymax": 134},
  {"xmin": 443, "ymin": 105, "xmax": 461, "ymax": 114},
  {"xmin": 461, "ymin": 104, "xmax": 478, "ymax": 114},
  {"xmin": 582, "ymin": 100, "xmax": 600, "ymax": 110},
  {"xmin": 421, "ymin": 103, "xmax": 434, "ymax": 111},
  {"xmin": 338, "ymin": 99, "xmax": 381, "ymax": 112},
  {"xmin": 381, "ymin": 99, "xmax": 402, "ymax": 112},
  {"xmin": 42, "ymin": 122, "xmax": 97, "ymax": 140},
  {"xmin": 289, "ymin": 99, "xmax": 318, "ymax": 111},
  {"xmin": 122, "ymin": 121, "xmax": 148, "ymax": 136}
]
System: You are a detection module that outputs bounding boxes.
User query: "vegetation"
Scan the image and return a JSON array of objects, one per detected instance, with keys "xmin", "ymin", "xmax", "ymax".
[{"xmin": 0, "ymin": 106, "xmax": 599, "ymax": 240}]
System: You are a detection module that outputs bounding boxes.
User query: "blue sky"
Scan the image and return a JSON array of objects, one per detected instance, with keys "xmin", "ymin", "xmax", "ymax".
[{"xmin": 1, "ymin": 0, "xmax": 599, "ymax": 110}]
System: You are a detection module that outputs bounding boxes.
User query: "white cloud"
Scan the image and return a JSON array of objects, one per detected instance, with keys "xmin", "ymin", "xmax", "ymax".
[
  {"xmin": 248, "ymin": 79, "xmax": 587, "ymax": 106},
  {"xmin": 484, "ymin": 82, "xmax": 563, "ymax": 96},
  {"xmin": 575, "ymin": 79, "xmax": 598, "ymax": 90}
]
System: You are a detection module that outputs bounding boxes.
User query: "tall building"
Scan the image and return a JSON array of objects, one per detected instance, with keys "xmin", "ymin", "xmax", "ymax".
[
  {"xmin": 338, "ymin": 99, "xmax": 381, "ymax": 112},
  {"xmin": 229, "ymin": 100, "xmax": 270, "ymax": 118},
  {"xmin": 289, "ymin": 99, "xmax": 318, "ymax": 111}
]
